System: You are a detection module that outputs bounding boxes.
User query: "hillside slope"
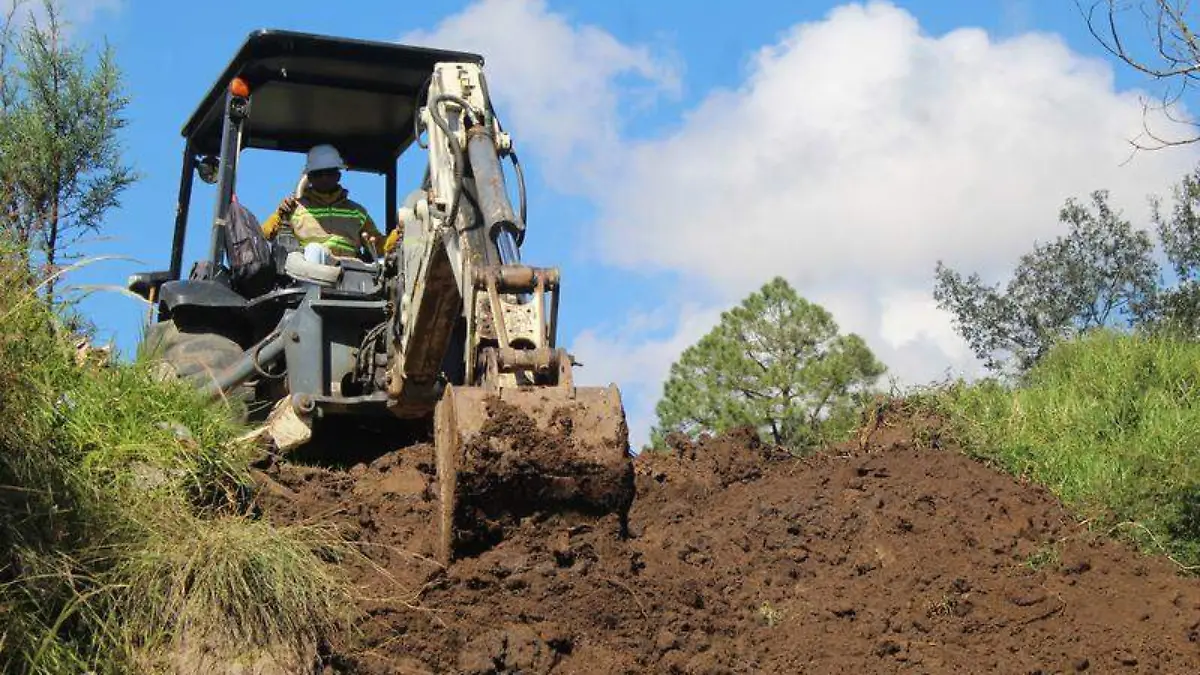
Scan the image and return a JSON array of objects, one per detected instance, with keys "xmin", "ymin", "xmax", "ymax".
[{"xmin": 258, "ymin": 410, "xmax": 1200, "ymax": 674}]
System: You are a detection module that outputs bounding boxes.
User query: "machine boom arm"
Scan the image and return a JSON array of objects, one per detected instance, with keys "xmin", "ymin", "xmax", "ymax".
[{"xmin": 386, "ymin": 61, "xmax": 548, "ymax": 414}]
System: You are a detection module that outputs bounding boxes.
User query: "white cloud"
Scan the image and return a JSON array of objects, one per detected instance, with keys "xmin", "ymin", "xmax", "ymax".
[
  {"xmin": 878, "ymin": 290, "xmax": 973, "ymax": 360},
  {"xmin": 410, "ymin": 0, "xmax": 1200, "ymax": 444},
  {"xmin": 580, "ymin": 1, "xmax": 1200, "ymax": 436},
  {"xmin": 599, "ymin": 2, "xmax": 1197, "ymax": 291},
  {"xmin": 820, "ymin": 287, "xmax": 984, "ymax": 385},
  {"xmin": 399, "ymin": 0, "xmax": 680, "ymax": 193}
]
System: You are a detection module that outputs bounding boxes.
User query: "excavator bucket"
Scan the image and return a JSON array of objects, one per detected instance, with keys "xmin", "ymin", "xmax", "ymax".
[{"xmin": 433, "ymin": 383, "xmax": 635, "ymax": 563}]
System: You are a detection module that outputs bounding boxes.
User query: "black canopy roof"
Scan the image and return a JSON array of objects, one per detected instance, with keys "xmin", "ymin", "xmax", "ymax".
[{"xmin": 183, "ymin": 30, "xmax": 485, "ymax": 173}]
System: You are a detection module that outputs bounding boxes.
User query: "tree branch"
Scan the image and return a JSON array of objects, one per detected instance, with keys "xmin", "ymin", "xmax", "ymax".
[{"xmin": 1078, "ymin": 1, "xmax": 1200, "ymax": 148}]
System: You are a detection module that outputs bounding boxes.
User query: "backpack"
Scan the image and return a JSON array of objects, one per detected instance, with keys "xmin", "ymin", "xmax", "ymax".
[{"xmin": 222, "ymin": 197, "xmax": 274, "ymax": 295}]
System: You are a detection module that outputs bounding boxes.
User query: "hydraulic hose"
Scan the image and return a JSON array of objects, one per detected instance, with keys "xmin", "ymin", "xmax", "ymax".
[
  {"xmin": 427, "ymin": 94, "xmax": 482, "ymax": 232},
  {"xmin": 510, "ymin": 148, "xmax": 527, "ymax": 236},
  {"xmin": 426, "ymin": 102, "xmax": 463, "ymax": 231},
  {"xmin": 433, "ymin": 94, "xmax": 482, "ymax": 126}
]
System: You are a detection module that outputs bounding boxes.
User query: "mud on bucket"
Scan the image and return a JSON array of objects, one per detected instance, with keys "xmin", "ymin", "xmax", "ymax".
[{"xmin": 434, "ymin": 383, "xmax": 635, "ymax": 563}]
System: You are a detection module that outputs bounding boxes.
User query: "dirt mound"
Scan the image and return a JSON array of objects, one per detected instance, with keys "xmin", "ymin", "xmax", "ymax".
[{"xmin": 257, "ymin": 411, "xmax": 1200, "ymax": 674}]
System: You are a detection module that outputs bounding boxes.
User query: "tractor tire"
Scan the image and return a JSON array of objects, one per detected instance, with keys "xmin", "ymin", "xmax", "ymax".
[
  {"xmin": 139, "ymin": 319, "xmax": 256, "ymax": 417},
  {"xmin": 140, "ymin": 319, "xmax": 244, "ymax": 382}
]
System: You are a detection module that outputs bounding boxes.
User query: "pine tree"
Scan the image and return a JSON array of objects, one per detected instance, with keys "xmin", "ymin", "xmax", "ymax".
[
  {"xmin": 651, "ymin": 277, "xmax": 886, "ymax": 453},
  {"xmin": 0, "ymin": 0, "xmax": 136, "ymax": 301}
]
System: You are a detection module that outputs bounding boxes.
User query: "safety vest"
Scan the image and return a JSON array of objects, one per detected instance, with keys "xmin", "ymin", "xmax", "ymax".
[{"xmin": 264, "ymin": 188, "xmax": 380, "ymax": 257}]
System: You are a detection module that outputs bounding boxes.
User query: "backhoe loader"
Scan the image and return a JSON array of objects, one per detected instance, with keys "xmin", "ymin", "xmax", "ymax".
[{"xmin": 128, "ymin": 30, "xmax": 633, "ymax": 562}]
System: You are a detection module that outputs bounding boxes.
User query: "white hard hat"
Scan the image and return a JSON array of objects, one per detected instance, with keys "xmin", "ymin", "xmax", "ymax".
[{"xmin": 305, "ymin": 144, "xmax": 345, "ymax": 173}]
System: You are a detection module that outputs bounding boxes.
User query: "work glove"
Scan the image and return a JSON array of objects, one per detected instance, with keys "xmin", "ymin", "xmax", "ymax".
[
  {"xmin": 277, "ymin": 196, "xmax": 298, "ymax": 221},
  {"xmin": 384, "ymin": 228, "xmax": 401, "ymax": 254}
]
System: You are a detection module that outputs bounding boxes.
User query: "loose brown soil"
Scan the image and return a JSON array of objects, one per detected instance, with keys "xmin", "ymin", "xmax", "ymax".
[{"xmin": 257, "ymin": 407, "xmax": 1200, "ymax": 674}]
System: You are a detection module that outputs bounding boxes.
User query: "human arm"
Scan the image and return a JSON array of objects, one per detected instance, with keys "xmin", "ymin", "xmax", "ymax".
[
  {"xmin": 261, "ymin": 196, "xmax": 299, "ymax": 239},
  {"xmin": 360, "ymin": 211, "xmax": 390, "ymax": 256}
]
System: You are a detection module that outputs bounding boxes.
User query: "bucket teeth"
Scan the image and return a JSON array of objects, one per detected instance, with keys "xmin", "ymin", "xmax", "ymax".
[{"xmin": 434, "ymin": 384, "xmax": 634, "ymax": 563}]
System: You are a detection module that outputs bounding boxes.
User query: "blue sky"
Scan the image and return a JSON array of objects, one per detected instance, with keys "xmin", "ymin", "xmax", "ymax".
[{"xmin": 32, "ymin": 0, "xmax": 1200, "ymax": 446}]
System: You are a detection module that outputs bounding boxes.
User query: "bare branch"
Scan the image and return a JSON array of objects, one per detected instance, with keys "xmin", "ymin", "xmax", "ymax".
[{"xmin": 1078, "ymin": 1, "xmax": 1200, "ymax": 149}]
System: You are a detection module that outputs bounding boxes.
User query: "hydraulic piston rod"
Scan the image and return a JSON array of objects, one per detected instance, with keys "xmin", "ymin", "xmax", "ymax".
[{"xmin": 466, "ymin": 127, "xmax": 524, "ymax": 265}]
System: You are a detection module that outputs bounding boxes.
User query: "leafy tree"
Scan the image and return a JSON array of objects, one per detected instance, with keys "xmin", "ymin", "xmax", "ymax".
[
  {"xmin": 1145, "ymin": 166, "xmax": 1200, "ymax": 335},
  {"xmin": 0, "ymin": 0, "xmax": 136, "ymax": 300},
  {"xmin": 933, "ymin": 190, "xmax": 1159, "ymax": 374},
  {"xmin": 651, "ymin": 277, "xmax": 886, "ymax": 453}
]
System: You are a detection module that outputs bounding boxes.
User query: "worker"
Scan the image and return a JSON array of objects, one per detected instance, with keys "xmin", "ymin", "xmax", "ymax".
[{"xmin": 261, "ymin": 143, "xmax": 400, "ymax": 263}]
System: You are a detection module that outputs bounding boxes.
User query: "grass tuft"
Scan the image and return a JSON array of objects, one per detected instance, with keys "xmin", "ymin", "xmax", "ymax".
[
  {"xmin": 113, "ymin": 515, "xmax": 357, "ymax": 657},
  {"xmin": 0, "ymin": 241, "xmax": 358, "ymax": 673},
  {"xmin": 931, "ymin": 329, "xmax": 1200, "ymax": 567}
]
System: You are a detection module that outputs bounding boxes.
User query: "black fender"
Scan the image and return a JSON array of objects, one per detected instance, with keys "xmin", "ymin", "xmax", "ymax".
[
  {"xmin": 156, "ymin": 280, "xmax": 250, "ymax": 339},
  {"xmin": 159, "ymin": 279, "xmax": 248, "ymax": 313}
]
